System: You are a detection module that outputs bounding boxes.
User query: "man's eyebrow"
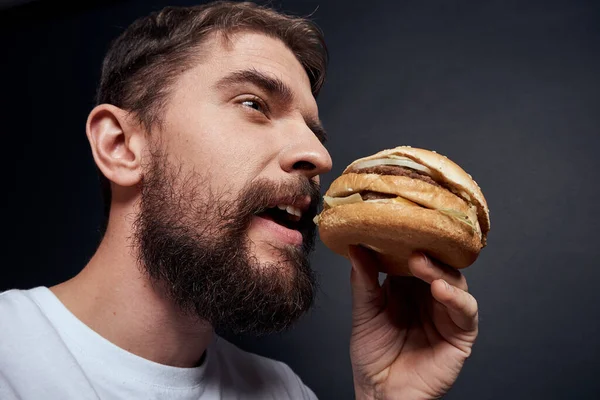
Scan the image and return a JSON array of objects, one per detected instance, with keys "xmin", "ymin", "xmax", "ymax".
[
  {"xmin": 214, "ymin": 68, "xmax": 328, "ymax": 143},
  {"xmin": 213, "ymin": 68, "xmax": 294, "ymax": 104}
]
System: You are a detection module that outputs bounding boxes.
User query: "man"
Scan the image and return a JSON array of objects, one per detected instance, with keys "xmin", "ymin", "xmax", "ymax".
[{"xmin": 0, "ymin": 1, "xmax": 479, "ymax": 399}]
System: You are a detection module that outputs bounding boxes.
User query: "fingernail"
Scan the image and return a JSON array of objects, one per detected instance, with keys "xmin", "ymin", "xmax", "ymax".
[
  {"xmin": 420, "ymin": 252, "xmax": 430, "ymax": 265},
  {"xmin": 442, "ymin": 279, "xmax": 453, "ymax": 291}
]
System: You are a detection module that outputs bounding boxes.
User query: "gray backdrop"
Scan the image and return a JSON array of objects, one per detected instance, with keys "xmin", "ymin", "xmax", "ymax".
[{"xmin": 1, "ymin": 0, "xmax": 599, "ymax": 399}]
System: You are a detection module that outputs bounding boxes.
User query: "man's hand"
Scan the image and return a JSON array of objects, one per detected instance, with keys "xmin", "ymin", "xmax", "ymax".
[{"xmin": 348, "ymin": 245, "xmax": 479, "ymax": 400}]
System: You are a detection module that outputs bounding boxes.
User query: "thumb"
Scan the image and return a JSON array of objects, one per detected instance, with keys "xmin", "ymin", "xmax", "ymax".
[{"xmin": 348, "ymin": 245, "xmax": 383, "ymax": 316}]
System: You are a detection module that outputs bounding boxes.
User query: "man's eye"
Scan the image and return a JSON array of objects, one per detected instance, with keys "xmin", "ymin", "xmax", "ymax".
[
  {"xmin": 242, "ymin": 100, "xmax": 261, "ymax": 111},
  {"xmin": 240, "ymin": 97, "xmax": 267, "ymax": 114}
]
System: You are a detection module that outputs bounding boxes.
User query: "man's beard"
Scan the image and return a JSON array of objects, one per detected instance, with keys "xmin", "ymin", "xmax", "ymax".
[{"xmin": 132, "ymin": 151, "xmax": 321, "ymax": 336}]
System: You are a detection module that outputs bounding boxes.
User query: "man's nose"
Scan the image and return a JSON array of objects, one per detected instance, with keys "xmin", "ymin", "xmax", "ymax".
[{"xmin": 278, "ymin": 126, "xmax": 332, "ymax": 179}]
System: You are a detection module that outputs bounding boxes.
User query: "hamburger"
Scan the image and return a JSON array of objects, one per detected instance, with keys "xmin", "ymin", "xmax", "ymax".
[{"xmin": 314, "ymin": 146, "xmax": 490, "ymax": 274}]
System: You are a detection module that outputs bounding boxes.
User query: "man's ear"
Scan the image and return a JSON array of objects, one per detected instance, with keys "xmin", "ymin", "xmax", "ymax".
[{"xmin": 85, "ymin": 104, "xmax": 145, "ymax": 189}]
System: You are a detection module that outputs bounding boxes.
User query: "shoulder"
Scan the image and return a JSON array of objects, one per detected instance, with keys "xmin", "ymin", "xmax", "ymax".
[
  {"xmin": 0, "ymin": 287, "xmax": 44, "ymax": 318},
  {"xmin": 209, "ymin": 336, "xmax": 318, "ymax": 399},
  {"xmin": 0, "ymin": 286, "xmax": 63, "ymax": 352},
  {"xmin": 0, "ymin": 287, "xmax": 55, "ymax": 364},
  {"xmin": 0, "ymin": 287, "xmax": 51, "ymax": 343}
]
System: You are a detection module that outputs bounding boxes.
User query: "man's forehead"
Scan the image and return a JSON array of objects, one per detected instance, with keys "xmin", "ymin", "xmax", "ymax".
[{"xmin": 201, "ymin": 31, "xmax": 312, "ymax": 92}]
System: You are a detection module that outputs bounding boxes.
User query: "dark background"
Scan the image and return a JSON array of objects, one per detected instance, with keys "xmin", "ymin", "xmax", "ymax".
[{"xmin": 1, "ymin": 0, "xmax": 599, "ymax": 399}]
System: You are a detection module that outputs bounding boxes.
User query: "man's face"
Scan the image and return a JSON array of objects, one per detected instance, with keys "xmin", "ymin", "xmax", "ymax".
[{"xmin": 133, "ymin": 31, "xmax": 332, "ymax": 335}]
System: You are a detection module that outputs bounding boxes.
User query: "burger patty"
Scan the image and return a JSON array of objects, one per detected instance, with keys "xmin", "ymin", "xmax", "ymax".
[
  {"xmin": 360, "ymin": 191, "xmax": 397, "ymax": 201},
  {"xmin": 347, "ymin": 165, "xmax": 441, "ymax": 187}
]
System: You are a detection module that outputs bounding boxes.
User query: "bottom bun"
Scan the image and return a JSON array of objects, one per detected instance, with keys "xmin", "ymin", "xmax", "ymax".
[{"xmin": 317, "ymin": 202, "xmax": 483, "ymax": 274}]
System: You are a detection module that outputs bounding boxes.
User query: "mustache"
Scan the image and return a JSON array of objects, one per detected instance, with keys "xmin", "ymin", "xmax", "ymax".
[
  {"xmin": 253, "ymin": 178, "xmax": 321, "ymax": 215},
  {"xmin": 230, "ymin": 176, "xmax": 322, "ymax": 231}
]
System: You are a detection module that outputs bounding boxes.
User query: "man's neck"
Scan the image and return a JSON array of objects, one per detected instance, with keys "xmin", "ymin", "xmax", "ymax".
[{"xmin": 50, "ymin": 215, "xmax": 214, "ymax": 368}]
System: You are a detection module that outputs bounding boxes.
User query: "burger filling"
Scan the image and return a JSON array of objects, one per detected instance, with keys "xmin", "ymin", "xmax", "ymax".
[
  {"xmin": 346, "ymin": 165, "xmax": 441, "ymax": 188},
  {"xmin": 320, "ymin": 191, "xmax": 476, "ymax": 231},
  {"xmin": 347, "ymin": 156, "xmax": 466, "ymax": 205},
  {"xmin": 360, "ymin": 191, "xmax": 397, "ymax": 201},
  {"xmin": 317, "ymin": 156, "xmax": 479, "ymax": 233}
]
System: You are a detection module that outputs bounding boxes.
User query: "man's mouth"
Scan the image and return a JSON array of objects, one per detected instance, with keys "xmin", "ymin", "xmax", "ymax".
[
  {"xmin": 247, "ymin": 189, "xmax": 318, "ymax": 247},
  {"xmin": 256, "ymin": 203, "xmax": 304, "ymax": 231}
]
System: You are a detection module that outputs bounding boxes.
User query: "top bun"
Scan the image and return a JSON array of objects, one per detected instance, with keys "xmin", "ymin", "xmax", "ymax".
[{"xmin": 344, "ymin": 146, "xmax": 490, "ymax": 238}]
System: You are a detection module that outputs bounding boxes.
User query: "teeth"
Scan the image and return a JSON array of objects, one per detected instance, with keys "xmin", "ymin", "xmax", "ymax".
[
  {"xmin": 276, "ymin": 204, "xmax": 302, "ymax": 218},
  {"xmin": 286, "ymin": 205, "xmax": 302, "ymax": 218}
]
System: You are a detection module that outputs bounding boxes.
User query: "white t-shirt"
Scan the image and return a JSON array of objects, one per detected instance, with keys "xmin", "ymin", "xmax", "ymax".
[{"xmin": 0, "ymin": 287, "xmax": 317, "ymax": 400}]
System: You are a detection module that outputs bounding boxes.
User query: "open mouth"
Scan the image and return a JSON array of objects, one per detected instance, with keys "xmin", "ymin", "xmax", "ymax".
[{"xmin": 256, "ymin": 204, "xmax": 303, "ymax": 231}]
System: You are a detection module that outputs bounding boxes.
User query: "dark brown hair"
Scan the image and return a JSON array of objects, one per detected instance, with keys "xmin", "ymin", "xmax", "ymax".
[{"xmin": 94, "ymin": 1, "xmax": 328, "ymax": 235}]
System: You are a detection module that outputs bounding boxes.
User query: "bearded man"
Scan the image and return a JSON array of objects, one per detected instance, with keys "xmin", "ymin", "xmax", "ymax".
[{"xmin": 0, "ymin": 2, "xmax": 480, "ymax": 399}]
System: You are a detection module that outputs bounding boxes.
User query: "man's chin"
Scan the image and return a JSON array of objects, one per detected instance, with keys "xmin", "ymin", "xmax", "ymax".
[
  {"xmin": 249, "ymin": 240, "xmax": 306, "ymax": 272},
  {"xmin": 212, "ymin": 240, "xmax": 316, "ymax": 336}
]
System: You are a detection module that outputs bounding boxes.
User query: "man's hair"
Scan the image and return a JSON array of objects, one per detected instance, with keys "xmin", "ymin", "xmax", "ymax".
[{"xmin": 94, "ymin": 1, "xmax": 328, "ymax": 235}]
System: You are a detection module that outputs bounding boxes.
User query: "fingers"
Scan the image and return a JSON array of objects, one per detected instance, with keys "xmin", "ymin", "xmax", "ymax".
[
  {"xmin": 431, "ymin": 279, "xmax": 479, "ymax": 332},
  {"xmin": 409, "ymin": 253, "xmax": 477, "ymax": 331},
  {"xmin": 348, "ymin": 245, "xmax": 384, "ymax": 317},
  {"xmin": 348, "ymin": 248, "xmax": 479, "ymax": 334},
  {"xmin": 408, "ymin": 253, "xmax": 468, "ymax": 292}
]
